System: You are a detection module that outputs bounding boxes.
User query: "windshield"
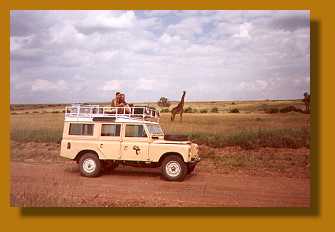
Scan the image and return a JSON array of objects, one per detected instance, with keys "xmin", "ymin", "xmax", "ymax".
[{"xmin": 146, "ymin": 124, "xmax": 164, "ymax": 135}]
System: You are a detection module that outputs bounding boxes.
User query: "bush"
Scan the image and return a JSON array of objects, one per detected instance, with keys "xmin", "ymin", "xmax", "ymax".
[
  {"xmin": 32, "ymin": 111, "xmax": 39, "ymax": 114},
  {"xmin": 265, "ymin": 108, "xmax": 279, "ymax": 114},
  {"xmin": 160, "ymin": 108, "xmax": 169, "ymax": 113},
  {"xmin": 211, "ymin": 107, "xmax": 219, "ymax": 113},
  {"xmin": 187, "ymin": 128, "xmax": 310, "ymax": 149},
  {"xmin": 51, "ymin": 110, "xmax": 60, "ymax": 114},
  {"xmin": 280, "ymin": 105, "xmax": 297, "ymax": 113},
  {"xmin": 192, "ymin": 108, "xmax": 198, "ymax": 113},
  {"xmin": 184, "ymin": 107, "xmax": 193, "ymax": 113},
  {"xmin": 200, "ymin": 109, "xmax": 208, "ymax": 113},
  {"xmin": 231, "ymin": 102, "xmax": 236, "ymax": 105},
  {"xmin": 229, "ymin": 108, "xmax": 240, "ymax": 113}
]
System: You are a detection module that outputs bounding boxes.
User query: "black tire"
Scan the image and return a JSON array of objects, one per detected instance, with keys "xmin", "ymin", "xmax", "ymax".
[
  {"xmin": 187, "ymin": 164, "xmax": 196, "ymax": 174},
  {"xmin": 161, "ymin": 155, "xmax": 187, "ymax": 181},
  {"xmin": 79, "ymin": 153, "xmax": 102, "ymax": 177}
]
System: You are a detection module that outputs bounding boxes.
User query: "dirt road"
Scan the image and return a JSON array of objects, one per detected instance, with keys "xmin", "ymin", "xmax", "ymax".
[{"xmin": 11, "ymin": 161, "xmax": 310, "ymax": 207}]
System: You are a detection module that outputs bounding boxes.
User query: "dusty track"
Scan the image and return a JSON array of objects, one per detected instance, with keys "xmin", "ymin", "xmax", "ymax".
[{"xmin": 11, "ymin": 161, "xmax": 310, "ymax": 207}]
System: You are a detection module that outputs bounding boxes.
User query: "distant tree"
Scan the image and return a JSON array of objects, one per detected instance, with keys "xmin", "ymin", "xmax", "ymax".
[{"xmin": 157, "ymin": 97, "xmax": 171, "ymax": 107}]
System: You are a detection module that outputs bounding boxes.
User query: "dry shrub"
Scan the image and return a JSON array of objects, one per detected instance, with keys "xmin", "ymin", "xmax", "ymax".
[
  {"xmin": 265, "ymin": 108, "xmax": 279, "ymax": 114},
  {"xmin": 229, "ymin": 108, "xmax": 240, "ymax": 113},
  {"xmin": 184, "ymin": 107, "xmax": 193, "ymax": 113},
  {"xmin": 280, "ymin": 105, "xmax": 298, "ymax": 113},
  {"xmin": 211, "ymin": 107, "xmax": 219, "ymax": 113},
  {"xmin": 188, "ymin": 128, "xmax": 309, "ymax": 149},
  {"xmin": 160, "ymin": 108, "xmax": 169, "ymax": 113}
]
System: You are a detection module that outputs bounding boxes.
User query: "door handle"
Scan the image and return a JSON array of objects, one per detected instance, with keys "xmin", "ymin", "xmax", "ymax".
[
  {"xmin": 100, "ymin": 144, "xmax": 103, "ymax": 149},
  {"xmin": 124, "ymin": 145, "xmax": 128, "ymax": 150}
]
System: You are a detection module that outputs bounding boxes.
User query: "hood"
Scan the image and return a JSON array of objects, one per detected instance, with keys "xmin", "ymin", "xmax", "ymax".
[{"xmin": 152, "ymin": 139, "xmax": 191, "ymax": 145}]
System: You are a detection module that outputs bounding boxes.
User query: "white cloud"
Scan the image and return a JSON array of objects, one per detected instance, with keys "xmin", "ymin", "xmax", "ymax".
[
  {"xmin": 136, "ymin": 78, "xmax": 156, "ymax": 90},
  {"xmin": 10, "ymin": 10, "xmax": 310, "ymax": 103},
  {"xmin": 159, "ymin": 33, "xmax": 181, "ymax": 44},
  {"xmin": 78, "ymin": 11, "xmax": 136, "ymax": 30},
  {"xmin": 239, "ymin": 79, "xmax": 268, "ymax": 91},
  {"xmin": 10, "ymin": 35, "xmax": 34, "ymax": 51},
  {"xmin": 49, "ymin": 23, "xmax": 85, "ymax": 45},
  {"xmin": 31, "ymin": 79, "xmax": 68, "ymax": 92},
  {"xmin": 166, "ymin": 17, "xmax": 204, "ymax": 40},
  {"xmin": 102, "ymin": 80, "xmax": 122, "ymax": 91},
  {"xmin": 233, "ymin": 22, "xmax": 252, "ymax": 39}
]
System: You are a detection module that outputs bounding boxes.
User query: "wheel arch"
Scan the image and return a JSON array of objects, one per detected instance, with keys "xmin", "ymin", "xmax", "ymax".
[
  {"xmin": 74, "ymin": 149, "xmax": 100, "ymax": 162},
  {"xmin": 158, "ymin": 152, "xmax": 185, "ymax": 164}
]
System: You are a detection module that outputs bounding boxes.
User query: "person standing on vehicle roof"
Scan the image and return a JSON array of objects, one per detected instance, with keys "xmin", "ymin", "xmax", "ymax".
[
  {"xmin": 118, "ymin": 93, "xmax": 133, "ymax": 113},
  {"xmin": 111, "ymin": 92, "xmax": 121, "ymax": 107}
]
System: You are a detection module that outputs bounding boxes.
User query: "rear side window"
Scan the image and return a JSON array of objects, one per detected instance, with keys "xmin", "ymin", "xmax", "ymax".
[
  {"xmin": 101, "ymin": 124, "xmax": 121, "ymax": 136},
  {"xmin": 69, "ymin": 123, "xmax": 94, "ymax": 136},
  {"xmin": 125, "ymin": 125, "xmax": 147, "ymax": 137}
]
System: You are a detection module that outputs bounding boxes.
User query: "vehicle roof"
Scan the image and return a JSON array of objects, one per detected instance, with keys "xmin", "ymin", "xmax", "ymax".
[{"xmin": 64, "ymin": 116, "xmax": 159, "ymax": 124}]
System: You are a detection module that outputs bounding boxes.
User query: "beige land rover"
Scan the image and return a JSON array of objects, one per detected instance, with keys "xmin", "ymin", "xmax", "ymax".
[{"xmin": 60, "ymin": 105, "xmax": 200, "ymax": 181}]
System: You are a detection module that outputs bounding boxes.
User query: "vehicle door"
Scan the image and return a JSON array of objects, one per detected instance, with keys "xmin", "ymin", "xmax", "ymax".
[
  {"xmin": 121, "ymin": 124, "xmax": 149, "ymax": 161},
  {"xmin": 98, "ymin": 123, "xmax": 122, "ymax": 159}
]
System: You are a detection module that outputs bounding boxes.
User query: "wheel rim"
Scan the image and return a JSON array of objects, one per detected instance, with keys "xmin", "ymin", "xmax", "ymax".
[
  {"xmin": 82, "ymin": 158, "xmax": 96, "ymax": 174},
  {"xmin": 165, "ymin": 161, "xmax": 181, "ymax": 177}
]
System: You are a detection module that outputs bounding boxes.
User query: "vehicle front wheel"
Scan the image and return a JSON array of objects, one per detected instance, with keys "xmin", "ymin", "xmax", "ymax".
[
  {"xmin": 79, "ymin": 153, "xmax": 102, "ymax": 177},
  {"xmin": 161, "ymin": 155, "xmax": 187, "ymax": 181}
]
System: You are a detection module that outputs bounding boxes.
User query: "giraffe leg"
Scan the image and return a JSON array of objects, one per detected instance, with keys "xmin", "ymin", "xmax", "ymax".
[
  {"xmin": 171, "ymin": 112, "xmax": 175, "ymax": 121},
  {"xmin": 180, "ymin": 111, "xmax": 183, "ymax": 122}
]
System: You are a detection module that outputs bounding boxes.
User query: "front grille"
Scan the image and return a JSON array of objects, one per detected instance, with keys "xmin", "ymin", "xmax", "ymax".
[{"xmin": 190, "ymin": 144, "xmax": 199, "ymax": 157}]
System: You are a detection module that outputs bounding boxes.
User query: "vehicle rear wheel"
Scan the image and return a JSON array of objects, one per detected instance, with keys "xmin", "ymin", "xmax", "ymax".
[
  {"xmin": 79, "ymin": 153, "xmax": 101, "ymax": 177},
  {"xmin": 161, "ymin": 155, "xmax": 187, "ymax": 181}
]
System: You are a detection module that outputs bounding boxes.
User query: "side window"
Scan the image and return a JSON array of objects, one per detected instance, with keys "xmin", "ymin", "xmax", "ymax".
[
  {"xmin": 69, "ymin": 123, "xmax": 94, "ymax": 136},
  {"xmin": 101, "ymin": 124, "xmax": 121, "ymax": 136},
  {"xmin": 125, "ymin": 125, "xmax": 147, "ymax": 138}
]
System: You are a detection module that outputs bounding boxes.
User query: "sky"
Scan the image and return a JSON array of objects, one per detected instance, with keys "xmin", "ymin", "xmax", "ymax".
[{"xmin": 10, "ymin": 10, "xmax": 310, "ymax": 104}]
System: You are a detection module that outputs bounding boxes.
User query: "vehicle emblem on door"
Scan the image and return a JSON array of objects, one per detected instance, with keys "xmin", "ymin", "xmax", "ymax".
[{"xmin": 133, "ymin": 145, "xmax": 141, "ymax": 155}]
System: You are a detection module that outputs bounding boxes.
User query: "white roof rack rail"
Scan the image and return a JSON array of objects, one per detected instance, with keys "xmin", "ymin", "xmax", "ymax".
[{"xmin": 64, "ymin": 104, "xmax": 160, "ymax": 122}]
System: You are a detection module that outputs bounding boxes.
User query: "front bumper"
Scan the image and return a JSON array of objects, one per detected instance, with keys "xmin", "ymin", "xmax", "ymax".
[{"xmin": 189, "ymin": 156, "xmax": 201, "ymax": 163}]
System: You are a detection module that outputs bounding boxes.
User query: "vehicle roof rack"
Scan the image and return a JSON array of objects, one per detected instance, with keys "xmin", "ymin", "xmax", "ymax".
[{"xmin": 64, "ymin": 104, "xmax": 160, "ymax": 122}]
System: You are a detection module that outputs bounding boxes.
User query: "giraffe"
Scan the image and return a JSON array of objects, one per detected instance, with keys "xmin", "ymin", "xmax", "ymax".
[
  {"xmin": 303, "ymin": 92, "xmax": 311, "ymax": 113},
  {"xmin": 171, "ymin": 91, "xmax": 186, "ymax": 122}
]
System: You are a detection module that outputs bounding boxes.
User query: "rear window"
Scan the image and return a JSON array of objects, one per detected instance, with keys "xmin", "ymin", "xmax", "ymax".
[
  {"xmin": 101, "ymin": 124, "xmax": 121, "ymax": 136},
  {"xmin": 125, "ymin": 125, "xmax": 147, "ymax": 137},
  {"xmin": 69, "ymin": 123, "xmax": 94, "ymax": 136}
]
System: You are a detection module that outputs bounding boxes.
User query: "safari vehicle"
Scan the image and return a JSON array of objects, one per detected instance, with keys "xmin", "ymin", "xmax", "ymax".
[{"xmin": 60, "ymin": 105, "xmax": 200, "ymax": 181}]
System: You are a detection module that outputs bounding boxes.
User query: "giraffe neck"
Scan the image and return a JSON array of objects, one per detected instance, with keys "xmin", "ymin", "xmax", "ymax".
[{"xmin": 180, "ymin": 92, "xmax": 185, "ymax": 105}]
